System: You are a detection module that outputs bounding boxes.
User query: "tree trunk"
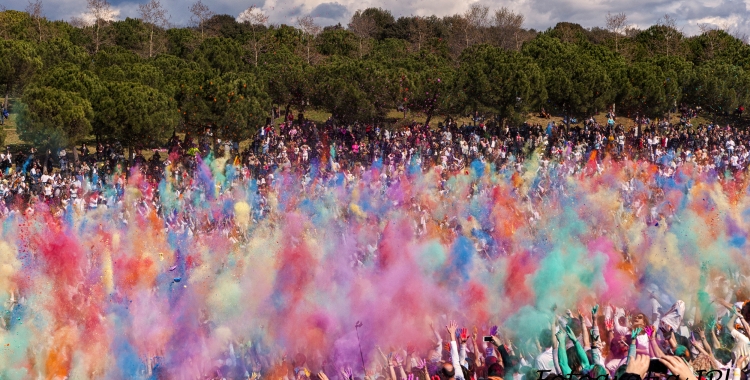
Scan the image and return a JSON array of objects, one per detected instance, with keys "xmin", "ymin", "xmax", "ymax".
[
  {"xmin": 95, "ymin": 21, "xmax": 100, "ymax": 53},
  {"xmin": 149, "ymin": 29, "xmax": 154, "ymax": 58},
  {"xmin": 72, "ymin": 144, "xmax": 79, "ymax": 164},
  {"xmin": 424, "ymin": 106, "xmax": 434, "ymax": 127},
  {"xmin": 43, "ymin": 150, "xmax": 49, "ymax": 174}
]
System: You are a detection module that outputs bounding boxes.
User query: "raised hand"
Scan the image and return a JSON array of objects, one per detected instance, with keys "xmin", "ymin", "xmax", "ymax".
[
  {"xmin": 555, "ymin": 327, "xmax": 567, "ymax": 342},
  {"xmin": 416, "ymin": 358, "xmax": 427, "ymax": 370},
  {"xmin": 631, "ymin": 327, "xmax": 642, "ymax": 339},
  {"xmin": 490, "ymin": 325, "xmax": 499, "ymax": 337},
  {"xmin": 459, "ymin": 328, "xmax": 469, "ymax": 343},
  {"xmin": 394, "ymin": 354, "xmax": 404, "ymax": 366},
  {"xmin": 318, "ymin": 372, "xmax": 330, "ymax": 380},
  {"xmin": 344, "ymin": 368, "xmax": 353, "ymax": 380},
  {"xmin": 605, "ymin": 315, "xmax": 614, "ymax": 332},
  {"xmin": 565, "ymin": 325, "xmax": 577, "ymax": 341},
  {"xmin": 737, "ymin": 355, "xmax": 750, "ymax": 370},
  {"xmin": 706, "ymin": 318, "xmax": 716, "ymax": 331},
  {"xmin": 659, "ymin": 356, "xmax": 698, "ymax": 380},
  {"xmin": 644, "ymin": 325, "xmax": 654, "ymax": 338},
  {"xmin": 446, "ymin": 320, "xmax": 458, "ymax": 340},
  {"xmin": 592, "ymin": 304, "xmax": 599, "ymax": 316},
  {"xmin": 625, "ymin": 355, "xmax": 650, "ymax": 379}
]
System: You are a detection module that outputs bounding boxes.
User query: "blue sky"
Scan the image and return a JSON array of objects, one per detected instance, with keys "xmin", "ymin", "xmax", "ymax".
[{"xmin": 4, "ymin": 0, "xmax": 750, "ymax": 38}]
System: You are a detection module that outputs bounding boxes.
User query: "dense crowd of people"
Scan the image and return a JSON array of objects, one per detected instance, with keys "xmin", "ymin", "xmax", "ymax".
[
  {"xmin": 0, "ymin": 106, "xmax": 747, "ymax": 219},
  {"xmin": 2, "ymin": 106, "xmax": 750, "ymax": 380},
  {"xmin": 0, "ymin": 106, "xmax": 741, "ymax": 238},
  {"xmin": 205, "ymin": 301, "xmax": 750, "ymax": 380}
]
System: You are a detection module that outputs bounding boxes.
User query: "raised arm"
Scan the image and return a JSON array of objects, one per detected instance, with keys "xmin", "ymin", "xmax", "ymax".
[
  {"xmin": 555, "ymin": 327, "xmax": 571, "ymax": 376},
  {"xmin": 376, "ymin": 347, "xmax": 390, "ymax": 369},
  {"xmin": 395, "ymin": 354, "xmax": 407, "ymax": 380},
  {"xmin": 590, "ymin": 305, "xmax": 605, "ymax": 367},
  {"xmin": 645, "ymin": 326, "xmax": 664, "ymax": 359},
  {"xmin": 627, "ymin": 328, "xmax": 642, "ymax": 361},
  {"xmin": 565, "ymin": 324, "xmax": 591, "ymax": 370},
  {"xmin": 447, "ymin": 321, "xmax": 466, "ymax": 380},
  {"xmin": 431, "ymin": 322, "xmax": 443, "ymax": 352},
  {"xmin": 458, "ymin": 328, "xmax": 469, "ymax": 367},
  {"xmin": 579, "ymin": 309, "xmax": 591, "ymax": 351},
  {"xmin": 471, "ymin": 328, "xmax": 482, "ymax": 368},
  {"xmin": 708, "ymin": 319, "xmax": 721, "ymax": 349},
  {"xmin": 551, "ymin": 314, "xmax": 562, "ymax": 375},
  {"xmin": 696, "ymin": 326, "xmax": 713, "ymax": 357},
  {"xmin": 614, "ymin": 307, "xmax": 631, "ymax": 336}
]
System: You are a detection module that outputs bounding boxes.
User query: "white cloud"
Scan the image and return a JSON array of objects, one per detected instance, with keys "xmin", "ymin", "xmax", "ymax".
[
  {"xmin": 4, "ymin": 0, "xmax": 749, "ymax": 37},
  {"xmin": 71, "ymin": 7, "xmax": 121, "ymax": 26}
]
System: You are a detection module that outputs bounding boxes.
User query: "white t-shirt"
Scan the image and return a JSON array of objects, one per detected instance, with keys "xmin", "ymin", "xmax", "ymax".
[
  {"xmin": 731, "ymin": 329, "xmax": 750, "ymax": 358},
  {"xmin": 535, "ymin": 347, "xmax": 557, "ymax": 375}
]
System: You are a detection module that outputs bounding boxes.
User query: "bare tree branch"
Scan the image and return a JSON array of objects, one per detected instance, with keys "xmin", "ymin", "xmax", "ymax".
[
  {"xmin": 297, "ymin": 15, "xmax": 321, "ymax": 65},
  {"xmin": 657, "ymin": 14, "xmax": 683, "ymax": 57},
  {"xmin": 87, "ymin": 0, "xmax": 113, "ymax": 53},
  {"xmin": 189, "ymin": 0, "xmax": 214, "ymax": 39},
  {"xmin": 25, "ymin": 0, "xmax": 44, "ymax": 42},
  {"xmin": 493, "ymin": 7, "xmax": 524, "ymax": 50},
  {"xmin": 238, "ymin": 6, "xmax": 269, "ymax": 66},
  {"xmin": 409, "ymin": 16, "xmax": 433, "ymax": 51},
  {"xmin": 348, "ymin": 10, "xmax": 376, "ymax": 58},
  {"xmin": 463, "ymin": 3, "xmax": 489, "ymax": 47},
  {"xmin": 139, "ymin": 0, "xmax": 169, "ymax": 57},
  {"xmin": 605, "ymin": 12, "xmax": 627, "ymax": 53}
]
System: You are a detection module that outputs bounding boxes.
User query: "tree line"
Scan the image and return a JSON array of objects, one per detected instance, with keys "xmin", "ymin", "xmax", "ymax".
[{"xmin": 1, "ymin": 0, "xmax": 749, "ymax": 150}]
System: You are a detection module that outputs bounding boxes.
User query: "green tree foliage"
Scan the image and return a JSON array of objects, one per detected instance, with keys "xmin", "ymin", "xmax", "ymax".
[
  {"xmin": 111, "ymin": 18, "xmax": 148, "ymax": 52},
  {"xmin": 17, "ymin": 86, "xmax": 93, "ymax": 148},
  {"xmin": 360, "ymin": 8, "xmax": 396, "ymax": 40},
  {"xmin": 523, "ymin": 35, "xmax": 612, "ymax": 117},
  {"xmin": 179, "ymin": 72, "xmax": 269, "ymax": 139},
  {"xmin": 4, "ymin": 6, "xmax": 750, "ymax": 150},
  {"xmin": 0, "ymin": 10, "xmax": 34, "ymax": 40},
  {"xmin": 166, "ymin": 28, "xmax": 200, "ymax": 58},
  {"xmin": 95, "ymin": 81, "xmax": 179, "ymax": 146},
  {"xmin": 264, "ymin": 58, "xmax": 312, "ymax": 115},
  {"xmin": 193, "ymin": 37, "xmax": 246, "ymax": 74},
  {"xmin": 456, "ymin": 45, "xmax": 546, "ymax": 124},
  {"xmin": 0, "ymin": 39, "xmax": 42, "ymax": 97},
  {"xmin": 617, "ymin": 62, "xmax": 673, "ymax": 116},
  {"xmin": 37, "ymin": 38, "xmax": 89, "ymax": 69},
  {"xmin": 317, "ymin": 28, "xmax": 357, "ymax": 57},
  {"xmin": 393, "ymin": 52, "xmax": 456, "ymax": 126},
  {"xmin": 687, "ymin": 62, "xmax": 750, "ymax": 117},
  {"xmin": 310, "ymin": 58, "xmax": 396, "ymax": 123}
]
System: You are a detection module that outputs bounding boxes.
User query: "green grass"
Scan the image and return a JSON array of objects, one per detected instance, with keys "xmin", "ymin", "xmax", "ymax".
[{"xmin": 4, "ymin": 128, "xmax": 21, "ymax": 146}]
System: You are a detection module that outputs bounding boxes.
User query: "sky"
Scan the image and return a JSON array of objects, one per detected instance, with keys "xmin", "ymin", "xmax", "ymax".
[{"xmin": 4, "ymin": 0, "xmax": 750, "ymax": 38}]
